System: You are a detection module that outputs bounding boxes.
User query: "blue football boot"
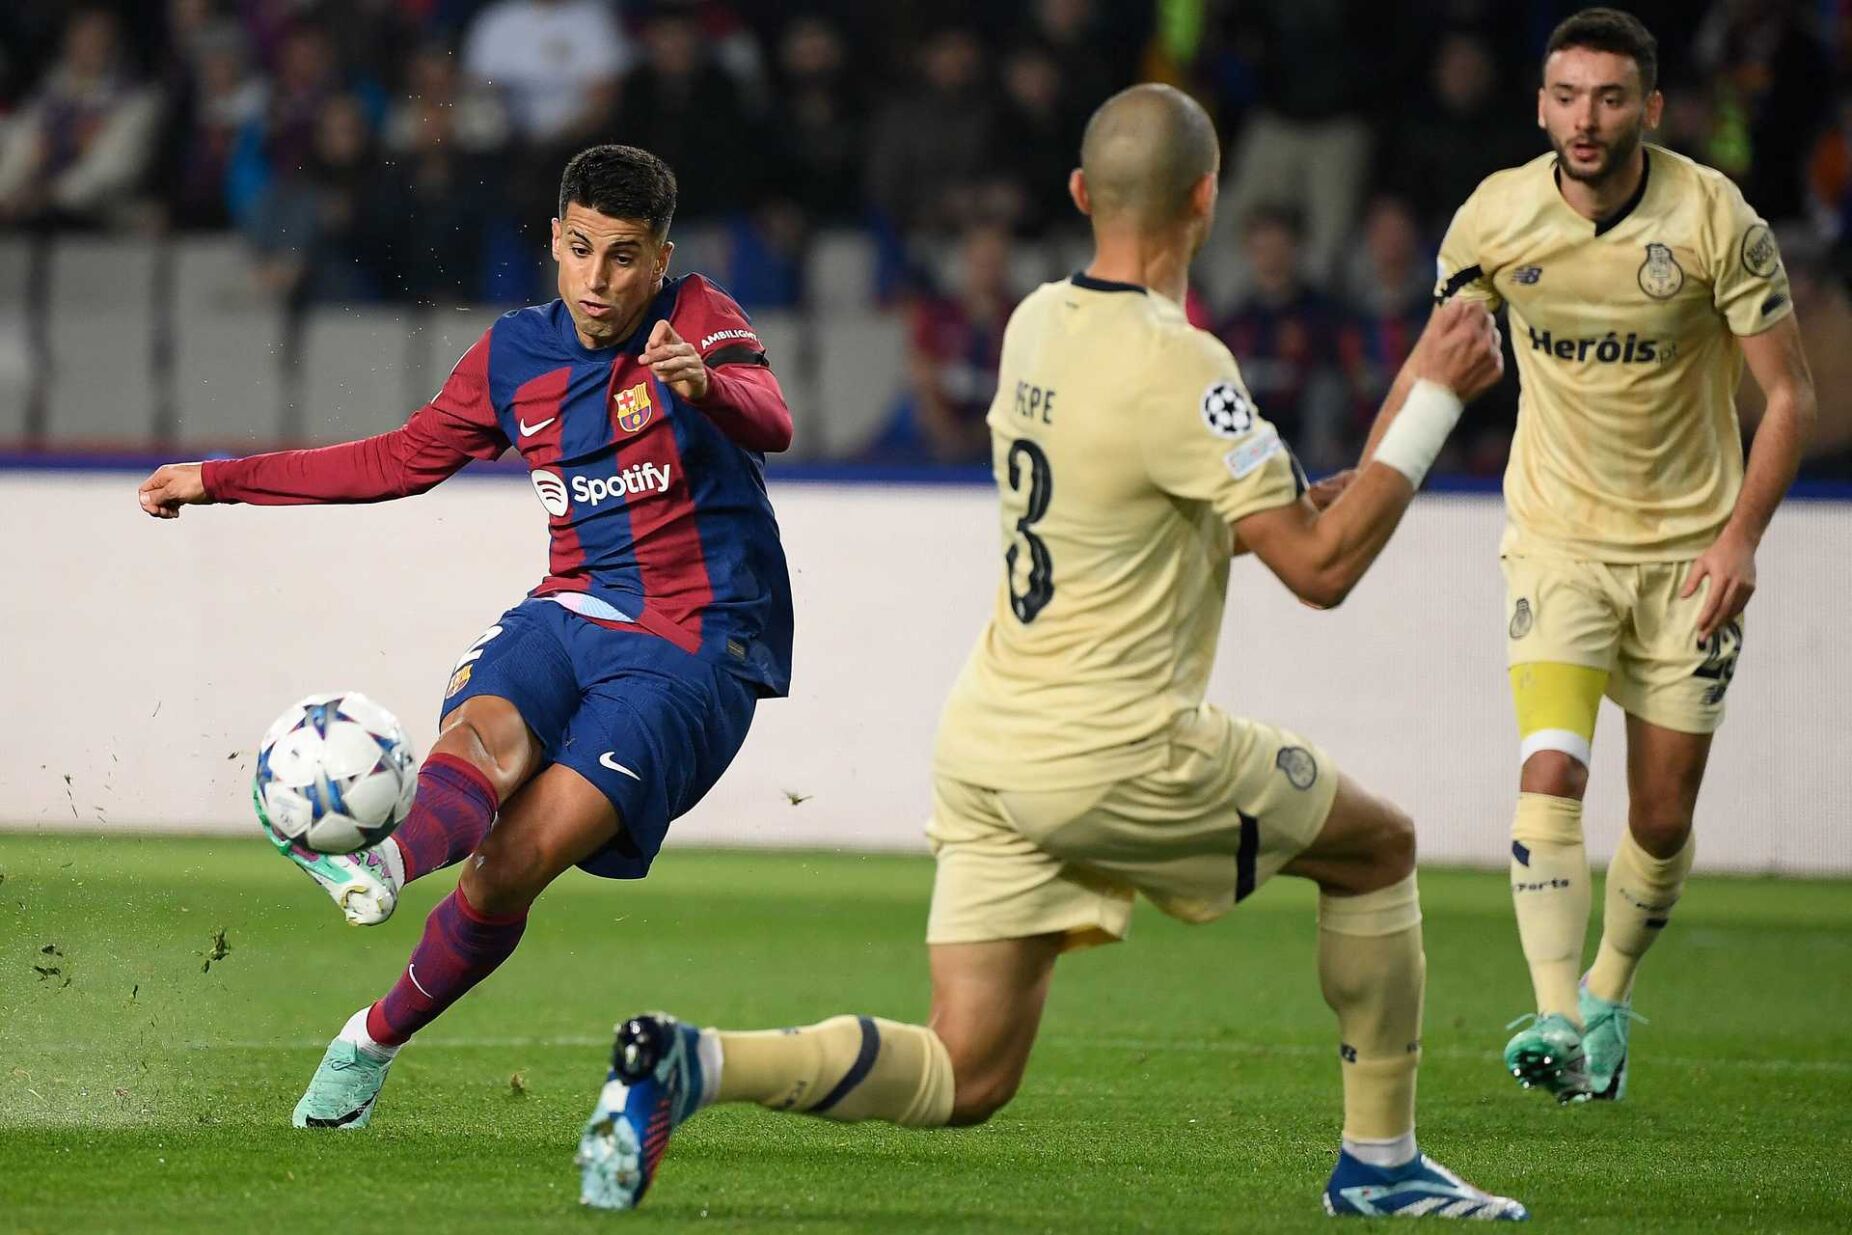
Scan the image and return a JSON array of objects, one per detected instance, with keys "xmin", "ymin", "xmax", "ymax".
[
  {"xmin": 576, "ymin": 1012, "xmax": 710, "ymax": 1210},
  {"xmin": 1324, "ymin": 1149, "xmax": 1530, "ymax": 1219}
]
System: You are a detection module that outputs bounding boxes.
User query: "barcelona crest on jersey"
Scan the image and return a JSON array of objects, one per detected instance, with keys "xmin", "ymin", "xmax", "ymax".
[{"xmin": 614, "ymin": 381, "xmax": 653, "ymax": 434}]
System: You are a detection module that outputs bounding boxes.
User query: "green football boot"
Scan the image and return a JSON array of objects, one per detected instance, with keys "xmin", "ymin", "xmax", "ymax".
[
  {"xmin": 1578, "ymin": 980, "xmax": 1642, "ymax": 1101},
  {"xmin": 1502, "ymin": 1012, "xmax": 1590, "ymax": 1102},
  {"xmin": 254, "ymin": 784, "xmax": 400, "ymax": 925},
  {"xmin": 293, "ymin": 1034, "xmax": 396, "ymax": 1129}
]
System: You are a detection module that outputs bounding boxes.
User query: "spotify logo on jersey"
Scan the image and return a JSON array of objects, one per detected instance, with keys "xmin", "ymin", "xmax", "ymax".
[{"xmin": 531, "ymin": 469, "xmax": 570, "ymax": 517}]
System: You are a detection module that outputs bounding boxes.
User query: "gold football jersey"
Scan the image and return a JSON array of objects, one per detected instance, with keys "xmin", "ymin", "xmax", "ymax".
[
  {"xmin": 1436, "ymin": 145, "xmax": 1791, "ymax": 561},
  {"xmin": 932, "ymin": 274, "xmax": 1304, "ymax": 791}
]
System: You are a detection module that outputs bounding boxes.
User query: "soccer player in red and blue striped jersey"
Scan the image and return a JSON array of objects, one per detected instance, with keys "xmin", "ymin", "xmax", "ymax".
[{"xmin": 137, "ymin": 145, "xmax": 794, "ymax": 1129}]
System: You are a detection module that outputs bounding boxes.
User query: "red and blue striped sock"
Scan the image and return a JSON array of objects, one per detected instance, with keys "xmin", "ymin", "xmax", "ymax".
[
  {"xmin": 366, "ymin": 886, "xmax": 526, "ymax": 1047},
  {"xmin": 388, "ymin": 753, "xmax": 499, "ymax": 884}
]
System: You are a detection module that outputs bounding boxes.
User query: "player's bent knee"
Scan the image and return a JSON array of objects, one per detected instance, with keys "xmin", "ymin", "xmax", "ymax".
[
  {"xmin": 947, "ymin": 1068, "xmax": 1022, "ymax": 1127},
  {"xmin": 1376, "ymin": 804, "xmax": 1417, "ymax": 882},
  {"xmin": 1519, "ymin": 748, "xmax": 1588, "ymax": 799},
  {"xmin": 1627, "ymin": 808, "xmax": 1693, "ymax": 859}
]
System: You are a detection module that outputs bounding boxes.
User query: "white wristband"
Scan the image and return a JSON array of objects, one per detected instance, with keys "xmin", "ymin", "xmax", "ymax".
[{"xmin": 1373, "ymin": 379, "xmax": 1465, "ymax": 488}]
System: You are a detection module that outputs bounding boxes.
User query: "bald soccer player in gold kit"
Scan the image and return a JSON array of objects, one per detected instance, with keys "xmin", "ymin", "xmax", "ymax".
[
  {"xmin": 574, "ymin": 85, "xmax": 1530, "ymax": 1220},
  {"xmin": 1418, "ymin": 9, "xmax": 1817, "ymax": 1102}
]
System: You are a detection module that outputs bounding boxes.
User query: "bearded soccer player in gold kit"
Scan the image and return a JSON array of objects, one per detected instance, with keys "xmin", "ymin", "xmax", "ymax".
[{"xmin": 1414, "ymin": 8, "xmax": 1817, "ymax": 1102}]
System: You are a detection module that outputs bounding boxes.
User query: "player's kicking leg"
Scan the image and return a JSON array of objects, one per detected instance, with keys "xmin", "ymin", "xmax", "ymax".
[
  {"xmin": 293, "ymin": 758, "xmax": 613, "ymax": 1127},
  {"xmin": 582, "ymin": 773, "xmax": 1526, "ymax": 1219},
  {"xmin": 263, "ymin": 695, "xmax": 532, "ymax": 926},
  {"xmin": 1577, "ymin": 714, "xmax": 1704, "ymax": 1100}
]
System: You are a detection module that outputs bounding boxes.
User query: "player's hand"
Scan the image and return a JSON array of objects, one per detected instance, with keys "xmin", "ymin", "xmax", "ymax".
[
  {"xmin": 1683, "ymin": 527, "xmax": 1757, "ymax": 643},
  {"xmin": 1412, "ymin": 300, "xmax": 1504, "ymax": 401},
  {"xmin": 640, "ymin": 320, "xmax": 711, "ymax": 402},
  {"xmin": 1307, "ymin": 468, "xmax": 1356, "ymax": 511},
  {"xmin": 137, "ymin": 462, "xmax": 209, "ymax": 519}
]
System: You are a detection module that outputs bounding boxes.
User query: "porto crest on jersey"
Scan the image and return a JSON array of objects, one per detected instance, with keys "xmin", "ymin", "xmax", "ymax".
[
  {"xmin": 1637, "ymin": 243, "xmax": 1684, "ymax": 299},
  {"xmin": 614, "ymin": 381, "xmax": 653, "ymax": 434}
]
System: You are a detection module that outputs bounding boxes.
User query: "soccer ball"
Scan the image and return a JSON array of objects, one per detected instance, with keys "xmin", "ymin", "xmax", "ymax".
[{"xmin": 254, "ymin": 691, "xmax": 418, "ymax": 854}]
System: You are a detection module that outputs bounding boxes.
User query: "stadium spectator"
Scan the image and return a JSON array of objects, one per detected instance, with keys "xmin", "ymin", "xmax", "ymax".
[
  {"xmin": 991, "ymin": 44, "xmax": 1085, "ymax": 237},
  {"xmin": 1214, "ymin": 0, "xmax": 1388, "ymax": 284},
  {"xmin": 242, "ymin": 92, "xmax": 383, "ymax": 302},
  {"xmin": 761, "ymin": 14, "xmax": 862, "ymax": 225},
  {"xmin": 1693, "ymin": 0, "xmax": 1833, "ymax": 222},
  {"xmin": 156, "ymin": 18, "xmax": 264, "ymax": 231},
  {"xmin": 462, "ymin": 0, "xmax": 627, "ymax": 144},
  {"xmin": 0, "ymin": 7, "xmax": 162, "ymax": 228},
  {"xmin": 1389, "ymin": 30, "xmax": 1539, "ymax": 232},
  {"xmin": 1019, "ymin": 0, "xmax": 1114, "ymax": 117},
  {"xmin": 866, "ymin": 223, "xmax": 1017, "ymax": 465},
  {"xmin": 372, "ymin": 52, "xmax": 504, "ymax": 303},
  {"xmin": 226, "ymin": 21, "xmax": 345, "ymax": 225},
  {"xmin": 865, "ymin": 27, "xmax": 998, "ymax": 237},
  {"xmin": 612, "ymin": 6, "xmax": 758, "ymax": 222},
  {"xmin": 382, "ymin": 43, "xmax": 510, "ymax": 160},
  {"xmin": 1335, "ymin": 197, "xmax": 1430, "ymax": 445},
  {"xmin": 1213, "ymin": 207, "xmax": 1347, "ymax": 470}
]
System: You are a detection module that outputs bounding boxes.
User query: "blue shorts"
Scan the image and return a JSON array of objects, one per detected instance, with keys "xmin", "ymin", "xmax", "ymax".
[{"xmin": 439, "ymin": 599, "xmax": 756, "ymax": 879}]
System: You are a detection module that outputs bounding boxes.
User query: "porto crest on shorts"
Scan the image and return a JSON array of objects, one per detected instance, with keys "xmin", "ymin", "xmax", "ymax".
[{"xmin": 614, "ymin": 381, "xmax": 653, "ymax": 434}]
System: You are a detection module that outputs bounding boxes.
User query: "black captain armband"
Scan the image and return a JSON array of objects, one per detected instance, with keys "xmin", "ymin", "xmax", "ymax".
[{"xmin": 706, "ymin": 344, "xmax": 770, "ymax": 368}]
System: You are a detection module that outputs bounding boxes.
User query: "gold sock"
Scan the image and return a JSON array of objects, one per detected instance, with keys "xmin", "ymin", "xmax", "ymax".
[
  {"xmin": 1510, "ymin": 792, "xmax": 1590, "ymax": 1020},
  {"xmin": 713, "ymin": 1015, "xmax": 954, "ymax": 1127},
  {"xmin": 1319, "ymin": 874, "xmax": 1424, "ymax": 1142},
  {"xmin": 1586, "ymin": 832, "xmax": 1694, "ymax": 1003}
]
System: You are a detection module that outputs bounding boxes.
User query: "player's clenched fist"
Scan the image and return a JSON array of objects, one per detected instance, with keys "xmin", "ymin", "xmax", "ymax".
[
  {"xmin": 137, "ymin": 461, "xmax": 209, "ymax": 518},
  {"xmin": 639, "ymin": 320, "xmax": 710, "ymax": 402},
  {"xmin": 1413, "ymin": 300, "xmax": 1504, "ymax": 402}
]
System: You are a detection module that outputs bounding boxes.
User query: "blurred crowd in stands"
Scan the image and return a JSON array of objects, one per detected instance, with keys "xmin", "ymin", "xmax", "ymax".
[{"xmin": 2, "ymin": 0, "xmax": 1850, "ymax": 475}]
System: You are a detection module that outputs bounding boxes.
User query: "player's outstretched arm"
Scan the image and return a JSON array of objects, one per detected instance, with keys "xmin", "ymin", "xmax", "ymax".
[
  {"xmin": 1683, "ymin": 313, "xmax": 1817, "ymax": 640},
  {"xmin": 1235, "ymin": 302, "xmax": 1503, "ymax": 608},
  {"xmin": 135, "ymin": 332, "xmax": 507, "ymax": 518}
]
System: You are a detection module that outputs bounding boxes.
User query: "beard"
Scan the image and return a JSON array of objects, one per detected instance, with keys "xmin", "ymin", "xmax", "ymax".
[{"xmin": 1554, "ymin": 122, "xmax": 1643, "ymax": 187}]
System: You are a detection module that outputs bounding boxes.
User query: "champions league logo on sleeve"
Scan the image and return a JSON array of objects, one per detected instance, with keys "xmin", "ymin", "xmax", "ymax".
[
  {"xmin": 1637, "ymin": 243, "xmax": 1685, "ymax": 299},
  {"xmin": 1201, "ymin": 381, "xmax": 1256, "ymax": 438}
]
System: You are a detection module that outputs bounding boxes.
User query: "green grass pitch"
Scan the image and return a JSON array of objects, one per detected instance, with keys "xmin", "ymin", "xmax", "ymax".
[{"xmin": 1, "ymin": 835, "xmax": 1848, "ymax": 1233}]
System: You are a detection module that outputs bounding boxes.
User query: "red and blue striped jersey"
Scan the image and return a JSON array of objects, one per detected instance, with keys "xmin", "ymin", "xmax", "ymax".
[{"xmin": 203, "ymin": 274, "xmax": 796, "ymax": 697}]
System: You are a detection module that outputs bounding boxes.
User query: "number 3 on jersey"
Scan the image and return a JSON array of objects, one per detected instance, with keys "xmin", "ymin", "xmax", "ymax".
[{"xmin": 1006, "ymin": 439, "xmax": 1054, "ymax": 623}]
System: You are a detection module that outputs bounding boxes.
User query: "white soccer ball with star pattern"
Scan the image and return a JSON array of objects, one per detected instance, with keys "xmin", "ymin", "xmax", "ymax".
[{"xmin": 254, "ymin": 691, "xmax": 418, "ymax": 854}]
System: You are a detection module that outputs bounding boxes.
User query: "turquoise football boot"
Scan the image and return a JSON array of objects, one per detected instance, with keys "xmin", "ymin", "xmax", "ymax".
[
  {"xmin": 1502, "ymin": 1012, "xmax": 1591, "ymax": 1102},
  {"xmin": 1578, "ymin": 979, "xmax": 1643, "ymax": 1101},
  {"xmin": 292, "ymin": 1035, "xmax": 395, "ymax": 1129}
]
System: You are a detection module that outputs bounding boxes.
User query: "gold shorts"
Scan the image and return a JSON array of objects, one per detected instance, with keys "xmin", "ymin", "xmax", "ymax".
[
  {"xmin": 1502, "ymin": 553, "xmax": 1744, "ymax": 736},
  {"xmin": 925, "ymin": 706, "xmax": 1338, "ymax": 951}
]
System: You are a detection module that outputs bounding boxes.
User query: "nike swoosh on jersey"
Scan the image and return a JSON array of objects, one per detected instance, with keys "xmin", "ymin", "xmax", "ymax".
[
  {"xmin": 599, "ymin": 753, "xmax": 642, "ymax": 781},
  {"xmin": 518, "ymin": 416, "xmax": 557, "ymax": 437}
]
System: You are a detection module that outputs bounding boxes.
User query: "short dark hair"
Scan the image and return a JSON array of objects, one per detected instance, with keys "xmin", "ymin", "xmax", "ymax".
[
  {"xmin": 1544, "ymin": 7, "xmax": 1658, "ymax": 94},
  {"xmin": 557, "ymin": 144, "xmax": 677, "ymax": 235}
]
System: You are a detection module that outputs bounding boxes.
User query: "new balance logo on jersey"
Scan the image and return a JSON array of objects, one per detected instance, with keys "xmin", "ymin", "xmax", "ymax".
[
  {"xmin": 1527, "ymin": 326, "xmax": 1672, "ymax": 365},
  {"xmin": 573, "ymin": 463, "xmax": 673, "ymax": 507}
]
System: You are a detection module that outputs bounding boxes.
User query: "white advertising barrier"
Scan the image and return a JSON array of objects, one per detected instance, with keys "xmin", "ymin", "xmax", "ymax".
[{"xmin": 0, "ymin": 471, "xmax": 1847, "ymax": 874}]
